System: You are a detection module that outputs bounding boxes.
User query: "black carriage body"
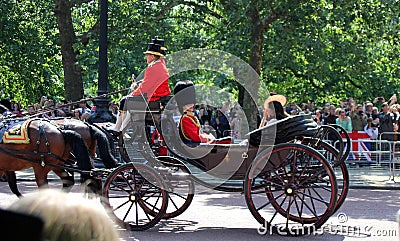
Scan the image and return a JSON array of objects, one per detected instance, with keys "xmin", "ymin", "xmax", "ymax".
[{"xmin": 111, "ymin": 96, "xmax": 349, "ymax": 234}]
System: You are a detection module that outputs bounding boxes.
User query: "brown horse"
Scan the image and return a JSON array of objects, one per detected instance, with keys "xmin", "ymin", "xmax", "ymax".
[
  {"xmin": 51, "ymin": 118, "xmax": 118, "ymax": 168},
  {"xmin": 0, "ymin": 118, "xmax": 102, "ymax": 196}
]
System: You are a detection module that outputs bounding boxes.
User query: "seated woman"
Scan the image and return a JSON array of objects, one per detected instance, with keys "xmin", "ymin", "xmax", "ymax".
[
  {"xmin": 174, "ymin": 80, "xmax": 216, "ymax": 144},
  {"xmin": 259, "ymin": 92, "xmax": 290, "ymax": 128}
]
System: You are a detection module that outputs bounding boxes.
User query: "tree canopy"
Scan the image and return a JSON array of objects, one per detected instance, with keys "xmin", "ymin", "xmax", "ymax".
[{"xmin": 1, "ymin": 0, "xmax": 399, "ymax": 109}]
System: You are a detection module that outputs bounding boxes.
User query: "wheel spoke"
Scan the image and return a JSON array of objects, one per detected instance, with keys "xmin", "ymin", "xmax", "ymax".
[
  {"xmin": 123, "ymin": 202, "xmax": 134, "ymax": 222},
  {"xmin": 112, "ymin": 200, "xmax": 130, "ymax": 212},
  {"xmin": 296, "ymin": 189, "xmax": 331, "ymax": 206}
]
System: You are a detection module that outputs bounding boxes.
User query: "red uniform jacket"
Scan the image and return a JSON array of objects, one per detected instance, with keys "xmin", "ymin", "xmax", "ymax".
[
  {"xmin": 179, "ymin": 111, "xmax": 210, "ymax": 143},
  {"xmin": 133, "ymin": 58, "xmax": 171, "ymax": 101}
]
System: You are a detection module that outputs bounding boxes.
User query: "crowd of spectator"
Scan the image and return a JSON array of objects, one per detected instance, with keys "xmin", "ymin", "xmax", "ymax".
[
  {"xmin": 0, "ymin": 96, "xmax": 119, "ymax": 122},
  {"xmin": 306, "ymin": 94, "xmax": 398, "ymax": 142},
  {"xmin": 190, "ymin": 94, "xmax": 400, "ymax": 143},
  {"xmin": 2, "ymin": 93, "xmax": 400, "ymax": 144}
]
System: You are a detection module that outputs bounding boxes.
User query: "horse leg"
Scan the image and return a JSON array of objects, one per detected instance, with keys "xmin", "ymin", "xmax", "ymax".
[
  {"xmin": 5, "ymin": 171, "xmax": 22, "ymax": 197},
  {"xmin": 53, "ymin": 169, "xmax": 75, "ymax": 192},
  {"xmin": 32, "ymin": 166, "xmax": 49, "ymax": 188}
]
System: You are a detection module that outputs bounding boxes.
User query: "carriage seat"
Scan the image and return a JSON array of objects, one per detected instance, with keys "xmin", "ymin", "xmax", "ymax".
[{"xmin": 248, "ymin": 114, "xmax": 318, "ymax": 146}]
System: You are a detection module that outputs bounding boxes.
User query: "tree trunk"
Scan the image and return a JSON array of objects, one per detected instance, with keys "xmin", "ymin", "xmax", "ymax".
[
  {"xmin": 239, "ymin": 2, "xmax": 264, "ymax": 130},
  {"xmin": 54, "ymin": 0, "xmax": 83, "ymax": 101}
]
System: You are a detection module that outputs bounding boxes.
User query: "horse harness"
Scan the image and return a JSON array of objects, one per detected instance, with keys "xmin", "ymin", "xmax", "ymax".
[{"xmin": 0, "ymin": 119, "xmax": 81, "ymax": 172}]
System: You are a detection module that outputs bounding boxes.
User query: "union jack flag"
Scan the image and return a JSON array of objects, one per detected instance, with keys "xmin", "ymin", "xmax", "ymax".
[{"xmin": 344, "ymin": 131, "xmax": 373, "ymax": 162}]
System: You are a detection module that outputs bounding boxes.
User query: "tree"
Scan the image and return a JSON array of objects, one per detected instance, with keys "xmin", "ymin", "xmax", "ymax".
[
  {"xmin": 0, "ymin": 0, "xmax": 63, "ymax": 106},
  {"xmin": 1, "ymin": 0, "xmax": 400, "ymax": 111},
  {"xmin": 54, "ymin": 0, "xmax": 85, "ymax": 101}
]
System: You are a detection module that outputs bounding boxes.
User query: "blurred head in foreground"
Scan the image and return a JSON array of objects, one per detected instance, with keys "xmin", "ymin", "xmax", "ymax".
[{"xmin": 8, "ymin": 189, "xmax": 120, "ymax": 241}]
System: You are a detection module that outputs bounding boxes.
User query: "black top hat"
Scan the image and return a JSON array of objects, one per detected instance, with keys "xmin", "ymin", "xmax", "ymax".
[
  {"xmin": 174, "ymin": 80, "xmax": 196, "ymax": 113},
  {"xmin": 151, "ymin": 36, "xmax": 166, "ymax": 55},
  {"xmin": 143, "ymin": 43, "xmax": 164, "ymax": 57}
]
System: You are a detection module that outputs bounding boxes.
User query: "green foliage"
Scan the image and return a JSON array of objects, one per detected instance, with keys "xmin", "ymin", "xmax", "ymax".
[
  {"xmin": 1, "ymin": 0, "xmax": 400, "ymax": 110},
  {"xmin": 0, "ymin": 0, "xmax": 63, "ymax": 106}
]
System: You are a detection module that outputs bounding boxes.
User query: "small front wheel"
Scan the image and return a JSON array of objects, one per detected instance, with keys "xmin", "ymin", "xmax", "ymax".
[{"xmin": 102, "ymin": 163, "xmax": 168, "ymax": 231}]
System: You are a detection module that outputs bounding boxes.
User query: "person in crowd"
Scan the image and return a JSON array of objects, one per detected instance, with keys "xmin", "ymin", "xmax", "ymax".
[
  {"xmin": 203, "ymin": 119, "xmax": 214, "ymax": 135},
  {"xmin": 174, "ymin": 80, "xmax": 216, "ymax": 143},
  {"xmin": 212, "ymin": 108, "xmax": 230, "ymax": 138},
  {"xmin": 308, "ymin": 99, "xmax": 315, "ymax": 112},
  {"xmin": 286, "ymin": 102, "xmax": 300, "ymax": 115},
  {"xmin": 300, "ymin": 102, "xmax": 310, "ymax": 114},
  {"xmin": 26, "ymin": 105, "xmax": 36, "ymax": 116},
  {"xmin": 198, "ymin": 108, "xmax": 206, "ymax": 125},
  {"xmin": 199, "ymin": 100, "xmax": 213, "ymax": 125},
  {"xmin": 33, "ymin": 102, "xmax": 41, "ymax": 112},
  {"xmin": 109, "ymin": 102, "xmax": 119, "ymax": 119},
  {"xmin": 74, "ymin": 99, "xmax": 91, "ymax": 121},
  {"xmin": 364, "ymin": 117, "xmax": 379, "ymax": 161},
  {"xmin": 114, "ymin": 37, "xmax": 170, "ymax": 133},
  {"xmin": 324, "ymin": 105, "xmax": 337, "ymax": 125},
  {"xmin": 230, "ymin": 111, "xmax": 244, "ymax": 139},
  {"xmin": 59, "ymin": 99, "xmax": 72, "ymax": 117},
  {"xmin": 10, "ymin": 101, "xmax": 24, "ymax": 117},
  {"xmin": 372, "ymin": 106, "xmax": 380, "ymax": 121},
  {"xmin": 193, "ymin": 104, "xmax": 201, "ymax": 121},
  {"xmin": 379, "ymin": 102, "xmax": 396, "ymax": 141},
  {"xmin": 373, "ymin": 96, "xmax": 386, "ymax": 111},
  {"xmin": 365, "ymin": 102, "xmax": 374, "ymax": 119},
  {"xmin": 39, "ymin": 96, "xmax": 47, "ymax": 109},
  {"xmin": 72, "ymin": 108, "xmax": 84, "ymax": 120},
  {"xmin": 7, "ymin": 189, "xmax": 120, "ymax": 241},
  {"xmin": 42, "ymin": 99, "xmax": 66, "ymax": 119},
  {"xmin": 221, "ymin": 99, "xmax": 231, "ymax": 116},
  {"xmin": 259, "ymin": 92, "xmax": 289, "ymax": 128},
  {"xmin": 364, "ymin": 117, "xmax": 379, "ymax": 140},
  {"xmin": 365, "ymin": 116, "xmax": 379, "ymax": 135},
  {"xmin": 312, "ymin": 108, "xmax": 324, "ymax": 126},
  {"xmin": 350, "ymin": 104, "xmax": 367, "ymax": 131},
  {"xmin": 336, "ymin": 108, "xmax": 352, "ymax": 132}
]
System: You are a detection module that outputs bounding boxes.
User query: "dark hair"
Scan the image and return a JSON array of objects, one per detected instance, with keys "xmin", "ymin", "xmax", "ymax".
[{"xmin": 270, "ymin": 101, "xmax": 289, "ymax": 120}]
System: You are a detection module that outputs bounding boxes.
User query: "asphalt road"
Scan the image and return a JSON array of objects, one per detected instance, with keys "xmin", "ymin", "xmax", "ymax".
[{"xmin": 0, "ymin": 179, "xmax": 398, "ymax": 241}]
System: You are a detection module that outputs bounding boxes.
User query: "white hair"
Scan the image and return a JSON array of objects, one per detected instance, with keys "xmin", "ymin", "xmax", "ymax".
[{"xmin": 8, "ymin": 189, "xmax": 120, "ymax": 241}]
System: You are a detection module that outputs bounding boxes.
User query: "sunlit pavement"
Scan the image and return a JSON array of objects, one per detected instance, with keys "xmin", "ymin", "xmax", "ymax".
[{"xmin": 0, "ymin": 172, "xmax": 398, "ymax": 241}]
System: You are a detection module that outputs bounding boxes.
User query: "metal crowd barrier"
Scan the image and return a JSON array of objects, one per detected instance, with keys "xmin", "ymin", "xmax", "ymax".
[{"xmin": 327, "ymin": 131, "xmax": 400, "ymax": 182}]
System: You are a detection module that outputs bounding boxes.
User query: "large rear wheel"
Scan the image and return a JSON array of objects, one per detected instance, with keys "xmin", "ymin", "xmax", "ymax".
[{"xmin": 244, "ymin": 143, "xmax": 337, "ymax": 236}]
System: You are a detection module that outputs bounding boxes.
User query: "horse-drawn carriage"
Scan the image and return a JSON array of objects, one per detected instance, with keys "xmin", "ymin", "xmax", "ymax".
[
  {"xmin": 101, "ymin": 94, "xmax": 351, "ymax": 236},
  {"xmin": 0, "ymin": 92, "xmax": 350, "ymax": 236}
]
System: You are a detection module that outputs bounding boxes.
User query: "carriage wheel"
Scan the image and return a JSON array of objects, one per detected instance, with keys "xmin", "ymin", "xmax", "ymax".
[
  {"xmin": 102, "ymin": 163, "xmax": 168, "ymax": 231},
  {"xmin": 244, "ymin": 143, "xmax": 337, "ymax": 236},
  {"xmin": 156, "ymin": 156, "xmax": 195, "ymax": 219},
  {"xmin": 300, "ymin": 138, "xmax": 349, "ymax": 216},
  {"xmin": 330, "ymin": 124, "xmax": 351, "ymax": 165},
  {"xmin": 315, "ymin": 125, "xmax": 350, "ymax": 166}
]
